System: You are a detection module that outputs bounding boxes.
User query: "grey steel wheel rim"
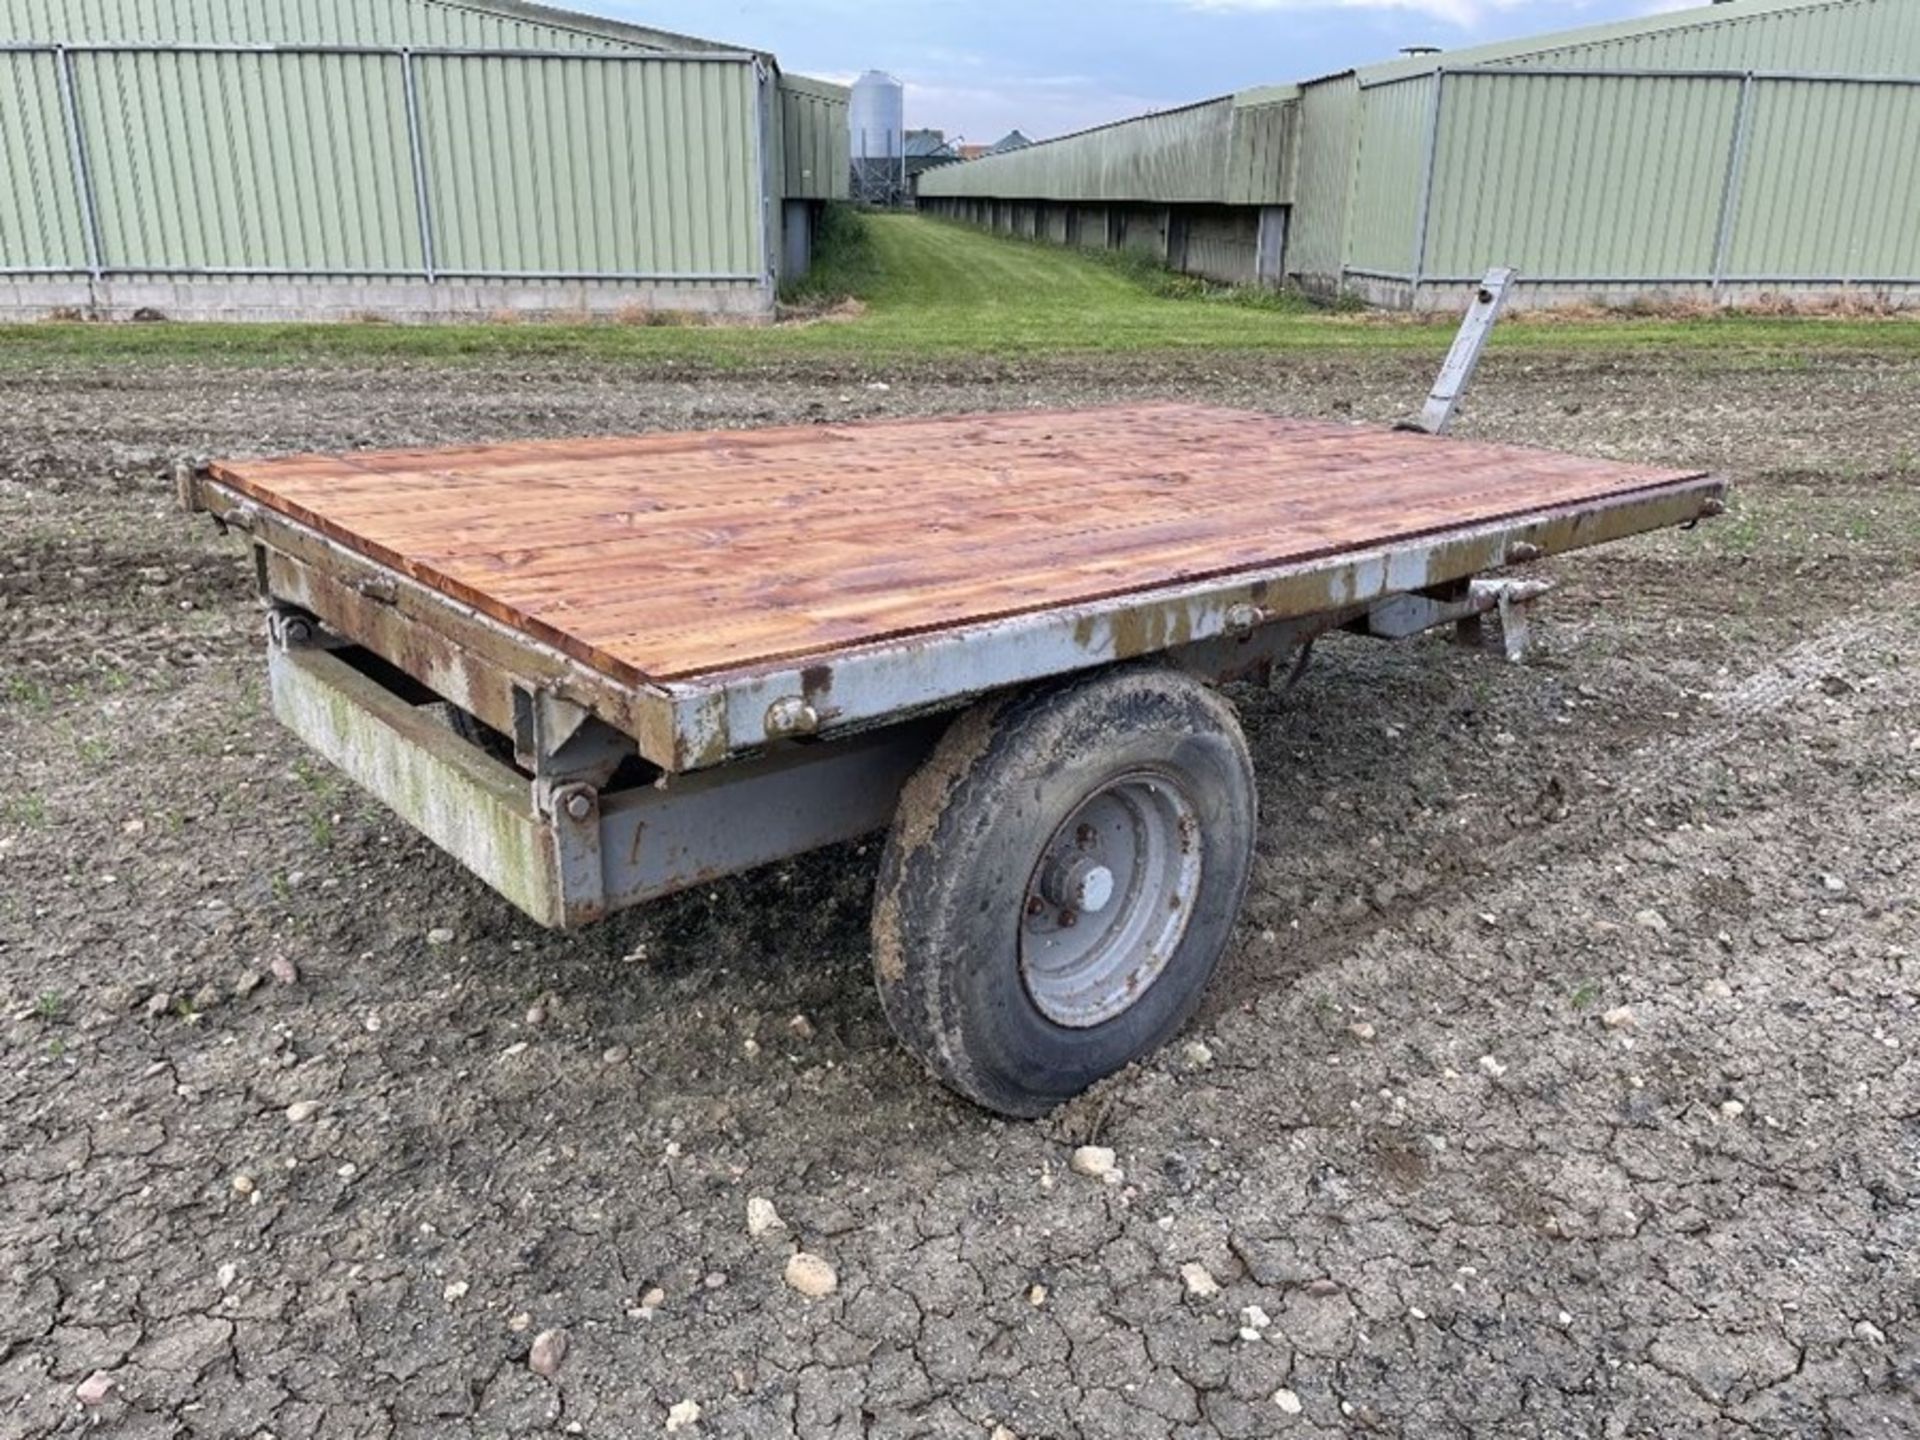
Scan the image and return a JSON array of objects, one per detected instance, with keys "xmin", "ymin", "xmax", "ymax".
[{"xmin": 1019, "ymin": 769, "xmax": 1204, "ymax": 1028}]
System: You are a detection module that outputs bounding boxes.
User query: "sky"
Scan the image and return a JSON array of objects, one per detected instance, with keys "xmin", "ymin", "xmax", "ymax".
[{"xmin": 598, "ymin": 0, "xmax": 1695, "ymax": 143}]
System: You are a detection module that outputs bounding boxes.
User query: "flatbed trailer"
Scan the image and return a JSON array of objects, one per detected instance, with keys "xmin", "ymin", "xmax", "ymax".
[{"xmin": 182, "ymin": 397, "xmax": 1723, "ymax": 1116}]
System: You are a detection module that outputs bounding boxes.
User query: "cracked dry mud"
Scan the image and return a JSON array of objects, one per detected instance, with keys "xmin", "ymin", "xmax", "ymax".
[{"xmin": 1, "ymin": 347, "xmax": 1916, "ymax": 1438}]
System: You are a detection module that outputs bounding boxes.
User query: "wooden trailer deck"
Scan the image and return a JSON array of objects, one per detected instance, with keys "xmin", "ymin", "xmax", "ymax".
[{"xmin": 206, "ymin": 403, "xmax": 1710, "ymax": 693}]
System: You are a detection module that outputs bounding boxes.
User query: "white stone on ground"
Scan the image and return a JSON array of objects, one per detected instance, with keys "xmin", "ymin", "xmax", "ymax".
[
  {"xmin": 1069, "ymin": 1145, "xmax": 1116, "ymax": 1179},
  {"xmin": 747, "ymin": 1196, "xmax": 785, "ymax": 1237},
  {"xmin": 529, "ymin": 1328, "xmax": 568, "ymax": 1377},
  {"xmin": 1180, "ymin": 1263, "xmax": 1220, "ymax": 1299},
  {"xmin": 75, "ymin": 1371, "xmax": 115, "ymax": 1406},
  {"xmin": 784, "ymin": 1252, "xmax": 837, "ymax": 1298}
]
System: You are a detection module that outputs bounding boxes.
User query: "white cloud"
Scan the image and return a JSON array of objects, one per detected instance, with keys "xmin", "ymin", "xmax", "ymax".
[{"xmin": 1183, "ymin": 0, "xmax": 1574, "ymax": 30}]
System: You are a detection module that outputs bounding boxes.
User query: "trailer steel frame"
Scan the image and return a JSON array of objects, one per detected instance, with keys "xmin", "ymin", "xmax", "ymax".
[{"xmin": 182, "ymin": 460, "xmax": 1724, "ymax": 929}]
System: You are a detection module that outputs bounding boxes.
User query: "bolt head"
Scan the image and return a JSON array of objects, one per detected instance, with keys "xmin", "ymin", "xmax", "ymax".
[{"xmin": 563, "ymin": 792, "xmax": 593, "ymax": 821}]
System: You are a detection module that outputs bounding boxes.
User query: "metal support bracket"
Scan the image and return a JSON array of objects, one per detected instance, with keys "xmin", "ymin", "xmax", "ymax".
[
  {"xmin": 1472, "ymin": 577, "xmax": 1552, "ymax": 664},
  {"xmin": 527, "ymin": 715, "xmax": 635, "ymax": 819},
  {"xmin": 1355, "ymin": 575, "xmax": 1553, "ymax": 663},
  {"xmin": 266, "ymin": 603, "xmax": 324, "ymax": 649},
  {"xmin": 1405, "ymin": 266, "xmax": 1516, "ymax": 436}
]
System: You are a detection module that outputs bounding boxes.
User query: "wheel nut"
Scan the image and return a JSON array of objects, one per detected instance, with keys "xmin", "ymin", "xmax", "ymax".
[
  {"xmin": 1026, "ymin": 895, "xmax": 1046, "ymax": 917},
  {"xmin": 1076, "ymin": 824, "xmax": 1098, "ymax": 849},
  {"xmin": 1059, "ymin": 910, "xmax": 1078, "ymax": 928}
]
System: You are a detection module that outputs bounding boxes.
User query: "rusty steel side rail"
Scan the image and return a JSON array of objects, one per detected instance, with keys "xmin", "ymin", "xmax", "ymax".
[
  {"xmin": 186, "ymin": 463, "xmax": 1725, "ymax": 775},
  {"xmin": 679, "ymin": 475, "xmax": 1728, "ymax": 762}
]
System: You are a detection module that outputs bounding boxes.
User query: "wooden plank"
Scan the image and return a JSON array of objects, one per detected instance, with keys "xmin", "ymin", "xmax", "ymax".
[{"xmin": 213, "ymin": 403, "xmax": 1708, "ymax": 688}]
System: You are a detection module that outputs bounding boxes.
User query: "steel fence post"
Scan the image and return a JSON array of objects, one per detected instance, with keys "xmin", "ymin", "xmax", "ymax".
[
  {"xmin": 1409, "ymin": 69, "xmax": 1446, "ymax": 294},
  {"xmin": 54, "ymin": 46, "xmax": 105, "ymax": 283},
  {"xmin": 400, "ymin": 49, "xmax": 437, "ymax": 282},
  {"xmin": 1710, "ymin": 72, "xmax": 1757, "ymax": 297}
]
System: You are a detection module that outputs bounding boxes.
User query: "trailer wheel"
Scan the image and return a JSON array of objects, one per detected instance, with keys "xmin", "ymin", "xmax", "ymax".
[{"xmin": 873, "ymin": 666, "xmax": 1255, "ymax": 1117}]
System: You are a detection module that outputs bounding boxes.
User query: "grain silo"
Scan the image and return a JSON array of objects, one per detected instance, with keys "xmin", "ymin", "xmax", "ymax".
[{"xmin": 849, "ymin": 69, "xmax": 908, "ymax": 206}]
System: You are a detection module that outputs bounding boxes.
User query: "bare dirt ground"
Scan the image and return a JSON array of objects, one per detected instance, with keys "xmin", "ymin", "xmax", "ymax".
[{"xmin": 2, "ymin": 347, "xmax": 1916, "ymax": 1439}]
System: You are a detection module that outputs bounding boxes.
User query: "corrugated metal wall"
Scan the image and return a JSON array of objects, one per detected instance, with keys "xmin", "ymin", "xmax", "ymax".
[
  {"xmin": 1176, "ymin": 207, "xmax": 1261, "ymax": 284},
  {"xmin": 1326, "ymin": 0, "xmax": 1920, "ymax": 302},
  {"xmin": 1419, "ymin": 71, "xmax": 1743, "ymax": 281},
  {"xmin": 0, "ymin": 46, "xmax": 765, "ymax": 283},
  {"xmin": 918, "ymin": 0, "xmax": 1920, "ymax": 308},
  {"xmin": 1, "ymin": 0, "xmax": 632, "ymax": 49},
  {"xmin": 418, "ymin": 54, "xmax": 763, "ymax": 277},
  {"xmin": 1722, "ymin": 76, "xmax": 1920, "ymax": 279},
  {"xmin": 0, "ymin": 49, "xmax": 87, "ymax": 269},
  {"xmin": 1348, "ymin": 66, "xmax": 1920, "ymax": 295},
  {"xmin": 67, "ymin": 48, "xmax": 423, "ymax": 275},
  {"xmin": 1489, "ymin": 0, "xmax": 1920, "ymax": 71},
  {"xmin": 1223, "ymin": 94, "xmax": 1297, "ymax": 205},
  {"xmin": 918, "ymin": 99, "xmax": 1238, "ymax": 203},
  {"xmin": 1286, "ymin": 75, "xmax": 1358, "ymax": 290},
  {"xmin": 0, "ymin": 0, "xmax": 848, "ymax": 317},
  {"xmin": 1344, "ymin": 76, "xmax": 1433, "ymax": 277},
  {"xmin": 778, "ymin": 76, "xmax": 849, "ymax": 203}
]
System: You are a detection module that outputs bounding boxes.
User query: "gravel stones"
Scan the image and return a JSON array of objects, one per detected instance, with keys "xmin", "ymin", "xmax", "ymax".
[
  {"xmin": 783, "ymin": 1253, "xmax": 837, "ymax": 1298},
  {"xmin": 1069, "ymin": 1145, "xmax": 1116, "ymax": 1179},
  {"xmin": 1179, "ymin": 1263, "xmax": 1220, "ymax": 1298},
  {"xmin": 665, "ymin": 1398, "xmax": 703, "ymax": 1431},
  {"xmin": 528, "ymin": 1328, "xmax": 568, "ymax": 1377},
  {"xmin": 75, "ymin": 1371, "xmax": 115, "ymax": 1406},
  {"xmin": 746, "ymin": 1196, "xmax": 785, "ymax": 1237}
]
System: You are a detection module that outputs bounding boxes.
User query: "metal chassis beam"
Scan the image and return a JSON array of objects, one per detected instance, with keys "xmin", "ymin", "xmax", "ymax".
[
  {"xmin": 269, "ymin": 641, "xmax": 942, "ymax": 929},
  {"xmin": 186, "ymin": 466, "xmax": 1727, "ymax": 776}
]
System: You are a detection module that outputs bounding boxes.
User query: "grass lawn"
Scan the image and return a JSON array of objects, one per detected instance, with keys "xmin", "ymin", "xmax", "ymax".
[{"xmin": 2, "ymin": 212, "xmax": 1916, "ymax": 368}]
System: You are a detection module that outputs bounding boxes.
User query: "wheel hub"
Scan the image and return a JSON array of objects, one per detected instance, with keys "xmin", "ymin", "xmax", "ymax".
[
  {"xmin": 1043, "ymin": 856, "xmax": 1116, "ymax": 914},
  {"xmin": 1019, "ymin": 771, "xmax": 1204, "ymax": 1028}
]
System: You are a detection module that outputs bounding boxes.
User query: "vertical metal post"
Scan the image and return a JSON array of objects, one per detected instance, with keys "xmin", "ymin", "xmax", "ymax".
[
  {"xmin": 399, "ymin": 49, "xmax": 437, "ymax": 282},
  {"xmin": 1255, "ymin": 205, "xmax": 1287, "ymax": 287},
  {"xmin": 1410, "ymin": 265, "xmax": 1516, "ymax": 436},
  {"xmin": 1408, "ymin": 69, "xmax": 1446, "ymax": 293},
  {"xmin": 54, "ymin": 46, "xmax": 105, "ymax": 283},
  {"xmin": 751, "ymin": 60, "xmax": 775, "ymax": 288},
  {"xmin": 1710, "ymin": 72, "xmax": 1756, "ymax": 296}
]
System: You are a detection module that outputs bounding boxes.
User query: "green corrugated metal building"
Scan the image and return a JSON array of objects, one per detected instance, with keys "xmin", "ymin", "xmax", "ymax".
[
  {"xmin": 0, "ymin": 0, "xmax": 849, "ymax": 320},
  {"xmin": 919, "ymin": 0, "xmax": 1920, "ymax": 309}
]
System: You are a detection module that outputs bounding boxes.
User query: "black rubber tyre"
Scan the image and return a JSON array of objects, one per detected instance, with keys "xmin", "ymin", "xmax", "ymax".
[{"xmin": 872, "ymin": 665, "xmax": 1256, "ymax": 1117}]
